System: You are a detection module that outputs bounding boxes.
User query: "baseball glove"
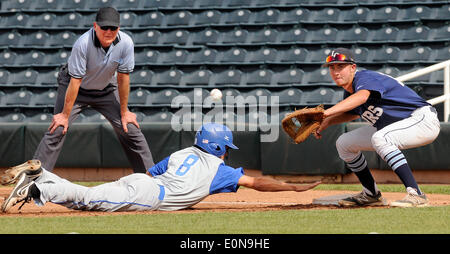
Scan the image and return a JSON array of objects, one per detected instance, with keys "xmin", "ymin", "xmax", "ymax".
[{"xmin": 281, "ymin": 104, "xmax": 325, "ymax": 144}]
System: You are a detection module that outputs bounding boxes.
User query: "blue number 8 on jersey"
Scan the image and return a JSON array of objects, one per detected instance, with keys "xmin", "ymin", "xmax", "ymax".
[{"xmin": 175, "ymin": 154, "xmax": 199, "ymax": 176}]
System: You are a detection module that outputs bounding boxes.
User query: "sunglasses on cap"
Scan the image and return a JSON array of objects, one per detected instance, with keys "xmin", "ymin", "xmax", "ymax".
[
  {"xmin": 100, "ymin": 26, "xmax": 118, "ymax": 31},
  {"xmin": 325, "ymin": 53, "xmax": 354, "ymax": 64}
]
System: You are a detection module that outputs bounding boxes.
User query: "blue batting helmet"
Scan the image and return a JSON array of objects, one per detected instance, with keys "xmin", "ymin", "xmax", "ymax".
[{"xmin": 194, "ymin": 123, "xmax": 238, "ymax": 157}]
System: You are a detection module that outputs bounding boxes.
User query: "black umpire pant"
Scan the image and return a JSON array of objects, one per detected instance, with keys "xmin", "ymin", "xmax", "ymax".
[{"xmin": 33, "ymin": 64, "xmax": 154, "ymax": 173}]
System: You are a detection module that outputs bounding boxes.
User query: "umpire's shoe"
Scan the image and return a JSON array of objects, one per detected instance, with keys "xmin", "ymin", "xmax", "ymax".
[
  {"xmin": 1, "ymin": 172, "xmax": 39, "ymax": 212},
  {"xmin": 0, "ymin": 160, "xmax": 42, "ymax": 186},
  {"xmin": 338, "ymin": 191, "xmax": 387, "ymax": 207}
]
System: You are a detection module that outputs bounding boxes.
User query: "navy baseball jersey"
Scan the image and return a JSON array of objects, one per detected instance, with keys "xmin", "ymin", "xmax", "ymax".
[
  {"xmin": 345, "ymin": 70, "xmax": 430, "ymax": 129},
  {"xmin": 148, "ymin": 146, "xmax": 244, "ymax": 211}
]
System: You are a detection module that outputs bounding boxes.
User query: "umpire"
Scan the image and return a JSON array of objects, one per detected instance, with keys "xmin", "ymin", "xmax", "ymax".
[{"xmin": 33, "ymin": 7, "xmax": 154, "ymax": 173}]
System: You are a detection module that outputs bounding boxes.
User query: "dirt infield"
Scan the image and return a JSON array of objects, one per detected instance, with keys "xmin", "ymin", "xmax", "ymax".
[{"xmin": 0, "ymin": 187, "xmax": 449, "ymax": 217}]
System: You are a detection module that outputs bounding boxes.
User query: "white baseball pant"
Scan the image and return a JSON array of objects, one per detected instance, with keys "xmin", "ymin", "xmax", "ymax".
[{"xmin": 336, "ymin": 106, "xmax": 440, "ymax": 171}]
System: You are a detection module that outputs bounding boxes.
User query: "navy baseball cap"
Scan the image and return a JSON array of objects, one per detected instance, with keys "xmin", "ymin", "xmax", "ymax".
[
  {"xmin": 322, "ymin": 48, "xmax": 356, "ymax": 67},
  {"xmin": 95, "ymin": 7, "xmax": 120, "ymax": 27}
]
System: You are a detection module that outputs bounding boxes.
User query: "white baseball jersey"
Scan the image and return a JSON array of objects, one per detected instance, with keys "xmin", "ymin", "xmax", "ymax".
[{"xmin": 149, "ymin": 146, "xmax": 244, "ymax": 211}]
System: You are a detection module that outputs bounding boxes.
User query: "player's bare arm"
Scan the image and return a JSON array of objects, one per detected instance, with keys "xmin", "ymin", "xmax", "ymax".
[
  {"xmin": 324, "ymin": 89, "xmax": 370, "ymax": 118},
  {"xmin": 49, "ymin": 77, "xmax": 82, "ymax": 135},
  {"xmin": 314, "ymin": 112, "xmax": 359, "ymax": 139},
  {"xmin": 238, "ymin": 175, "xmax": 321, "ymax": 192},
  {"xmin": 117, "ymin": 72, "xmax": 139, "ymax": 133}
]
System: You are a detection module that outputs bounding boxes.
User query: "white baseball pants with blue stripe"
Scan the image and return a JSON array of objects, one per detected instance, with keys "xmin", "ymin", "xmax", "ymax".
[
  {"xmin": 34, "ymin": 169, "xmax": 165, "ymax": 212},
  {"xmin": 336, "ymin": 106, "xmax": 440, "ymax": 172}
]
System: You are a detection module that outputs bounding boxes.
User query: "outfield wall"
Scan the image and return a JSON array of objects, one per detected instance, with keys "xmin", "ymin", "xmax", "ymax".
[{"xmin": 0, "ymin": 122, "xmax": 449, "ymax": 179}]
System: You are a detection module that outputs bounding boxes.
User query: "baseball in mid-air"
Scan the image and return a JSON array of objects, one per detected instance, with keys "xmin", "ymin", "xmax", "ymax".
[{"xmin": 210, "ymin": 88, "xmax": 222, "ymax": 100}]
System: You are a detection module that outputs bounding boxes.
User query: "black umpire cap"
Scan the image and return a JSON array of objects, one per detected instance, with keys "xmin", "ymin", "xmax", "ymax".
[
  {"xmin": 95, "ymin": 7, "xmax": 120, "ymax": 27},
  {"xmin": 322, "ymin": 48, "xmax": 356, "ymax": 67}
]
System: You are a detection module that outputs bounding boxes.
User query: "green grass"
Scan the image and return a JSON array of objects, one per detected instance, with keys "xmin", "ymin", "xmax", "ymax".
[{"xmin": 0, "ymin": 184, "xmax": 448, "ymax": 234}]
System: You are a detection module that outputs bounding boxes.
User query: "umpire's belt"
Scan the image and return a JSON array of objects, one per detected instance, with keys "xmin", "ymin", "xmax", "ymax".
[{"xmin": 158, "ymin": 185, "xmax": 165, "ymax": 201}]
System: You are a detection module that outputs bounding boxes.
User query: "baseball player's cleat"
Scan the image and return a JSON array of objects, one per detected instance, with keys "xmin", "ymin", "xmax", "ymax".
[
  {"xmin": 389, "ymin": 187, "xmax": 428, "ymax": 208},
  {"xmin": 0, "ymin": 160, "xmax": 42, "ymax": 186},
  {"xmin": 338, "ymin": 191, "xmax": 387, "ymax": 207},
  {"xmin": 1, "ymin": 172, "xmax": 35, "ymax": 212}
]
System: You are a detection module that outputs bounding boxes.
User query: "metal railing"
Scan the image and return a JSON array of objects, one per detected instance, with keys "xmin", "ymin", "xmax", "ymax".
[{"xmin": 396, "ymin": 59, "xmax": 450, "ymax": 122}]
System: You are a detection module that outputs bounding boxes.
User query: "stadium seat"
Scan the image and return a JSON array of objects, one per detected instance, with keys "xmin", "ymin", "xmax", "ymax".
[
  {"xmin": 219, "ymin": 28, "xmax": 249, "ymax": 44},
  {"xmin": 370, "ymin": 46, "xmax": 401, "ymax": 63},
  {"xmin": 429, "ymin": 4, "xmax": 450, "ymax": 20},
  {"xmin": 35, "ymin": 68, "xmax": 59, "ymax": 86},
  {"xmin": 0, "ymin": 13, "xmax": 29, "ymax": 28},
  {"xmin": 308, "ymin": 48, "xmax": 331, "ymax": 64},
  {"xmin": 252, "ymin": 8, "xmax": 281, "ymax": 24},
  {"xmin": 143, "ymin": 111, "xmax": 173, "ymax": 123},
  {"xmin": 182, "ymin": 88, "xmax": 209, "ymax": 106},
  {"xmin": 369, "ymin": 26, "xmax": 400, "ymax": 42},
  {"xmin": 221, "ymin": 88, "xmax": 242, "ymax": 98},
  {"xmin": 0, "ymin": 30, "xmax": 21, "ymax": 47},
  {"xmin": 190, "ymin": 28, "xmax": 220, "ymax": 45},
  {"xmin": 278, "ymin": 8, "xmax": 312, "ymax": 24},
  {"xmin": 130, "ymin": 68, "xmax": 154, "ymax": 86},
  {"xmin": 352, "ymin": 47, "xmax": 370, "ymax": 63},
  {"xmin": 27, "ymin": 13, "xmax": 57, "ymax": 28},
  {"xmin": 308, "ymin": 27, "xmax": 338, "ymax": 43},
  {"xmin": 160, "ymin": 29, "xmax": 190, "ymax": 45},
  {"xmin": 196, "ymin": 0, "xmax": 223, "ymax": 8},
  {"xmin": 32, "ymin": 90, "xmax": 57, "ymax": 106},
  {"xmin": 0, "ymin": 69, "xmax": 11, "ymax": 85},
  {"xmin": 402, "ymin": 6, "xmax": 433, "ymax": 21},
  {"xmin": 59, "ymin": 0, "xmax": 87, "ymax": 11},
  {"xmin": 132, "ymin": 30, "xmax": 161, "ymax": 45},
  {"xmin": 276, "ymin": 47, "xmax": 308, "ymax": 63},
  {"xmin": 243, "ymin": 68, "xmax": 274, "ymax": 86},
  {"xmin": 399, "ymin": 25, "xmax": 431, "ymax": 42},
  {"xmin": 165, "ymin": 11, "xmax": 193, "ymax": 27},
  {"xmin": 248, "ymin": 27, "xmax": 279, "ymax": 44},
  {"xmin": 212, "ymin": 68, "xmax": 243, "ymax": 86},
  {"xmin": 226, "ymin": 0, "xmax": 252, "ymax": 8},
  {"xmin": 0, "ymin": 50, "xmax": 18, "ymax": 66},
  {"xmin": 14, "ymin": 50, "xmax": 45, "ymax": 66},
  {"xmin": 431, "ymin": 24, "xmax": 450, "ymax": 42},
  {"xmin": 153, "ymin": 68, "xmax": 183, "ymax": 86},
  {"xmin": 193, "ymin": 10, "xmax": 222, "ymax": 26},
  {"xmin": 119, "ymin": 12, "xmax": 137, "ymax": 28},
  {"xmin": 303, "ymin": 87, "xmax": 337, "ymax": 105},
  {"xmin": 340, "ymin": 7, "xmax": 370, "ymax": 22},
  {"xmin": 25, "ymin": 113, "xmax": 53, "ymax": 123},
  {"xmin": 305, "ymin": 68, "xmax": 333, "ymax": 84},
  {"xmin": 370, "ymin": 6, "xmax": 401, "ymax": 22},
  {"xmin": 337, "ymin": 26, "xmax": 369, "ymax": 43},
  {"xmin": 431, "ymin": 46, "xmax": 450, "ymax": 62},
  {"xmin": 149, "ymin": 88, "xmax": 181, "ymax": 105},
  {"xmin": 188, "ymin": 48, "xmax": 219, "ymax": 64},
  {"xmin": 5, "ymin": 90, "xmax": 33, "ymax": 105},
  {"xmin": 218, "ymin": 48, "xmax": 248, "ymax": 63},
  {"xmin": 135, "ymin": 48, "xmax": 160, "ymax": 65},
  {"xmin": 276, "ymin": 88, "xmax": 304, "ymax": 105},
  {"xmin": 247, "ymin": 47, "xmax": 278, "ymax": 63},
  {"xmin": 275, "ymin": 68, "xmax": 305, "ymax": 86},
  {"xmin": 9, "ymin": 69, "xmax": 39, "ymax": 84},
  {"xmin": 0, "ymin": 113, "xmax": 26, "ymax": 122},
  {"xmin": 375, "ymin": 66, "xmax": 400, "ymax": 77},
  {"xmin": 311, "ymin": 7, "xmax": 341, "ymax": 23},
  {"xmin": 159, "ymin": 49, "xmax": 189, "ymax": 64},
  {"xmin": 48, "ymin": 31, "xmax": 78, "ymax": 47},
  {"xmin": 243, "ymin": 88, "xmax": 272, "ymax": 105},
  {"xmin": 278, "ymin": 26, "xmax": 308, "ymax": 44},
  {"xmin": 141, "ymin": 0, "xmax": 170, "ymax": 8},
  {"xmin": 54, "ymin": 12, "xmax": 84, "ymax": 28},
  {"xmin": 1, "ymin": 0, "xmax": 32, "ymax": 10},
  {"xmin": 181, "ymin": 69, "xmax": 212, "ymax": 86},
  {"xmin": 400, "ymin": 46, "xmax": 433, "ymax": 63},
  {"xmin": 223, "ymin": 9, "xmax": 252, "ymax": 25},
  {"xmin": 44, "ymin": 50, "xmax": 70, "ymax": 66},
  {"xmin": 170, "ymin": 0, "xmax": 196, "ymax": 8},
  {"xmin": 20, "ymin": 31, "xmax": 50, "ymax": 47},
  {"xmin": 128, "ymin": 88, "xmax": 151, "ymax": 105},
  {"xmin": 136, "ymin": 11, "xmax": 164, "ymax": 28},
  {"xmin": 114, "ymin": 0, "xmax": 140, "ymax": 10}
]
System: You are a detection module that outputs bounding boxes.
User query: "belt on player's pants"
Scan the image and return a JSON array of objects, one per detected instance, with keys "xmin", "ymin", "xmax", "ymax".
[{"xmin": 158, "ymin": 185, "xmax": 165, "ymax": 201}]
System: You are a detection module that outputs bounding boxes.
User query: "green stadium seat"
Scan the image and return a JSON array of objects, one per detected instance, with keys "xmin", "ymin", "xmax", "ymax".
[
  {"xmin": 32, "ymin": 90, "xmax": 57, "ymax": 106},
  {"xmin": 130, "ymin": 68, "xmax": 154, "ymax": 86},
  {"xmin": 0, "ymin": 113, "xmax": 26, "ymax": 122},
  {"xmin": 190, "ymin": 28, "xmax": 220, "ymax": 45},
  {"xmin": 278, "ymin": 8, "xmax": 312, "ymax": 24},
  {"xmin": 249, "ymin": 27, "xmax": 279, "ymax": 44},
  {"xmin": 165, "ymin": 11, "xmax": 193, "ymax": 27},
  {"xmin": 132, "ymin": 30, "xmax": 161, "ymax": 45},
  {"xmin": 276, "ymin": 88, "xmax": 304, "ymax": 105},
  {"xmin": 136, "ymin": 11, "xmax": 164, "ymax": 28},
  {"xmin": 220, "ymin": 28, "xmax": 249, "ymax": 44},
  {"xmin": 212, "ymin": 68, "xmax": 243, "ymax": 86},
  {"xmin": 188, "ymin": 48, "xmax": 219, "ymax": 64},
  {"xmin": 244, "ymin": 68, "xmax": 274, "ymax": 86},
  {"xmin": 181, "ymin": 69, "xmax": 212, "ymax": 87},
  {"xmin": 193, "ymin": 10, "xmax": 222, "ymax": 26},
  {"xmin": 253, "ymin": 9, "xmax": 281, "ymax": 24},
  {"xmin": 275, "ymin": 67, "xmax": 305, "ymax": 86},
  {"xmin": 149, "ymin": 88, "xmax": 181, "ymax": 105},
  {"xmin": 128, "ymin": 88, "xmax": 151, "ymax": 105},
  {"xmin": 153, "ymin": 69, "xmax": 183, "ymax": 86},
  {"xmin": 223, "ymin": 9, "xmax": 252, "ymax": 25},
  {"xmin": 247, "ymin": 47, "xmax": 278, "ymax": 63},
  {"xmin": 5, "ymin": 90, "xmax": 33, "ymax": 106}
]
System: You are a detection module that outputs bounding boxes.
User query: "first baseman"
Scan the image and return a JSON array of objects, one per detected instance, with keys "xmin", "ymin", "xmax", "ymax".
[
  {"xmin": 316, "ymin": 48, "xmax": 440, "ymax": 207},
  {"xmin": 1, "ymin": 123, "xmax": 320, "ymax": 213},
  {"xmin": 33, "ymin": 7, "xmax": 154, "ymax": 173}
]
